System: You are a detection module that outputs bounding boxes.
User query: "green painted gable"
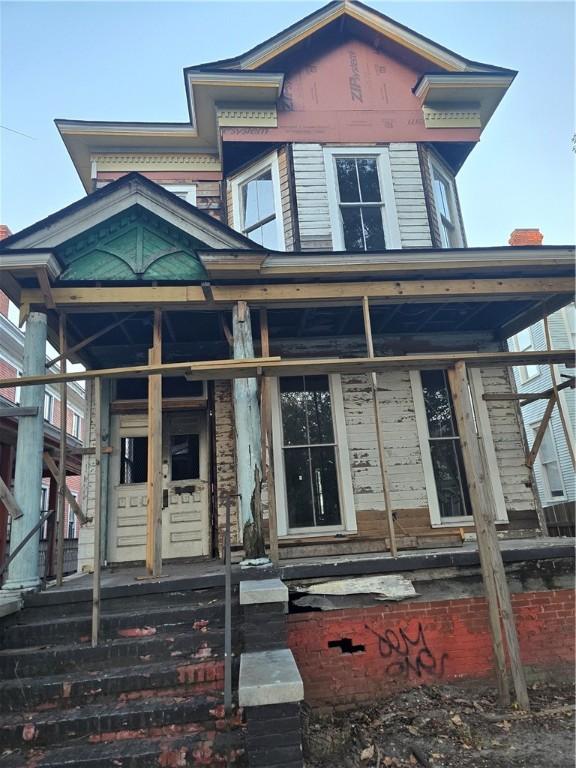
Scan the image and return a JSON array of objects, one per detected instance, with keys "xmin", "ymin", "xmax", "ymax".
[{"xmin": 56, "ymin": 206, "xmax": 208, "ymax": 282}]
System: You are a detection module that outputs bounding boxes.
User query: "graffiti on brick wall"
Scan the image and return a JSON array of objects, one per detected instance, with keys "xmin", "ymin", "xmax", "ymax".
[{"xmin": 366, "ymin": 622, "xmax": 447, "ymax": 679}]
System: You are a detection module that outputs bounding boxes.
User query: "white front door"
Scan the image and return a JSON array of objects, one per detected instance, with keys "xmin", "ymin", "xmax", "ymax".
[{"xmin": 108, "ymin": 411, "xmax": 210, "ymax": 563}]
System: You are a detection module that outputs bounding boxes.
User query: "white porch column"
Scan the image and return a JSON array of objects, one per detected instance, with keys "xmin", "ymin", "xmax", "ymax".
[
  {"xmin": 3, "ymin": 312, "xmax": 47, "ymax": 592},
  {"xmin": 232, "ymin": 302, "xmax": 264, "ymax": 558}
]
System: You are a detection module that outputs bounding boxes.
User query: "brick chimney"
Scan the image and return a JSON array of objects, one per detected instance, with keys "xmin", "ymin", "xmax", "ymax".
[
  {"xmin": 0, "ymin": 225, "xmax": 12, "ymax": 241},
  {"xmin": 508, "ymin": 228, "xmax": 543, "ymax": 246}
]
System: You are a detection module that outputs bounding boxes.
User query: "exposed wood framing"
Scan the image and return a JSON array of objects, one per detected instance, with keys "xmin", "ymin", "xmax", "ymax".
[
  {"xmin": 46, "ymin": 313, "xmax": 138, "ymax": 367},
  {"xmin": 35, "ymin": 268, "xmax": 55, "ymax": 309},
  {"xmin": 92, "ymin": 377, "xmax": 102, "ymax": 647},
  {"xmin": 526, "ymin": 394, "xmax": 557, "ymax": 469},
  {"xmin": 0, "ymin": 476, "xmax": 23, "ymax": 520},
  {"xmin": 43, "ymin": 452, "xmax": 89, "ymax": 525},
  {"xmin": 259, "ymin": 308, "xmax": 279, "ymax": 563},
  {"xmin": 482, "ymin": 376, "xmax": 575, "ymax": 404},
  {"xmin": 362, "ymin": 297, "xmax": 397, "ymax": 558},
  {"xmin": 543, "ymin": 315, "xmax": 576, "ymax": 470},
  {"xmin": 56, "ymin": 314, "xmax": 67, "ymax": 586},
  {"xmin": 1, "ymin": 350, "xmax": 573, "ymax": 390},
  {"xmin": 146, "ymin": 309, "xmax": 163, "ymax": 576},
  {"xmin": 448, "ymin": 361, "xmax": 529, "ymax": 709},
  {"xmin": 219, "ymin": 313, "xmax": 233, "ymax": 348},
  {"xmin": 20, "ymin": 276, "xmax": 573, "ymax": 310}
]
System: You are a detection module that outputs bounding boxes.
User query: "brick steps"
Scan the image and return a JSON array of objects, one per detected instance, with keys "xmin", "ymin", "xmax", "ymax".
[
  {"xmin": 0, "ymin": 692, "xmax": 229, "ymax": 749},
  {"xmin": 0, "ymin": 728, "xmax": 242, "ymax": 767},
  {"xmin": 1, "ymin": 601, "xmax": 232, "ymax": 649},
  {"xmin": 0, "ymin": 627, "xmax": 223, "ymax": 678},
  {"xmin": 0, "ymin": 656, "xmax": 225, "ymax": 713}
]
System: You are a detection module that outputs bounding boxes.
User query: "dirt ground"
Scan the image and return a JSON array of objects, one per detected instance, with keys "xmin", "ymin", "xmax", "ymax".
[{"xmin": 303, "ymin": 682, "xmax": 575, "ymax": 768}]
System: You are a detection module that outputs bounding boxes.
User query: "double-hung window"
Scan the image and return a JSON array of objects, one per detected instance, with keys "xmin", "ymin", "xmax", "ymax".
[
  {"xmin": 231, "ymin": 152, "xmax": 284, "ymax": 249},
  {"xmin": 429, "ymin": 157, "xmax": 464, "ymax": 248},
  {"xmin": 272, "ymin": 373, "xmax": 355, "ymax": 536},
  {"xmin": 325, "ymin": 147, "xmax": 400, "ymax": 251},
  {"xmin": 71, "ymin": 411, "xmax": 82, "ymax": 439},
  {"xmin": 510, "ymin": 327, "xmax": 539, "ymax": 382},
  {"xmin": 44, "ymin": 391, "xmax": 55, "ymax": 422},
  {"xmin": 533, "ymin": 423, "xmax": 565, "ymax": 500}
]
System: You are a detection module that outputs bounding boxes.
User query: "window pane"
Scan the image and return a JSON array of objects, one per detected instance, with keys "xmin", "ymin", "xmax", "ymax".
[
  {"xmin": 341, "ymin": 206, "xmax": 365, "ymax": 250},
  {"xmin": 516, "ymin": 328, "xmax": 533, "ymax": 352},
  {"xmin": 253, "ymin": 218, "xmax": 278, "ymax": 250},
  {"xmin": 310, "ymin": 446, "xmax": 341, "ymax": 526},
  {"xmin": 284, "ymin": 447, "xmax": 314, "ymax": 528},
  {"xmin": 433, "ymin": 175, "xmax": 452, "ymax": 222},
  {"xmin": 280, "ymin": 377, "xmax": 309, "ymax": 446},
  {"xmin": 421, "ymin": 370, "xmax": 457, "ymax": 438},
  {"xmin": 362, "ymin": 206, "xmax": 386, "ymax": 251},
  {"xmin": 305, "ymin": 376, "xmax": 334, "ymax": 444},
  {"xmin": 120, "ymin": 437, "xmax": 148, "ymax": 484},
  {"xmin": 171, "ymin": 434, "xmax": 199, "ymax": 481},
  {"xmin": 357, "ymin": 158, "xmax": 381, "ymax": 202},
  {"xmin": 242, "ymin": 170, "xmax": 274, "ymax": 229},
  {"xmin": 336, "ymin": 158, "xmax": 360, "ymax": 202},
  {"xmin": 544, "ymin": 461, "xmax": 564, "ymax": 497},
  {"xmin": 429, "ymin": 439, "xmax": 471, "ymax": 517}
]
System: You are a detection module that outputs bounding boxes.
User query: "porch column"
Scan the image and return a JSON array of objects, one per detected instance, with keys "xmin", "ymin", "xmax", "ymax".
[
  {"xmin": 2, "ymin": 312, "xmax": 47, "ymax": 592},
  {"xmin": 232, "ymin": 302, "xmax": 265, "ymax": 559}
]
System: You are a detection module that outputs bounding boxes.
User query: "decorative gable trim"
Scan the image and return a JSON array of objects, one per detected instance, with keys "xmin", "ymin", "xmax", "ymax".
[{"xmin": 92, "ymin": 153, "xmax": 221, "ymax": 172}]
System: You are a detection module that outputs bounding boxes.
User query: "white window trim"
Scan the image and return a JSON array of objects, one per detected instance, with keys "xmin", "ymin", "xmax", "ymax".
[
  {"xmin": 510, "ymin": 328, "xmax": 540, "ymax": 383},
  {"xmin": 230, "ymin": 151, "xmax": 285, "ymax": 250},
  {"xmin": 324, "ymin": 146, "xmax": 401, "ymax": 251},
  {"xmin": 163, "ymin": 184, "xmax": 197, "ymax": 205},
  {"xmin": 410, "ymin": 369, "xmax": 508, "ymax": 527},
  {"xmin": 428, "ymin": 154, "xmax": 465, "ymax": 249},
  {"xmin": 530, "ymin": 419, "xmax": 567, "ymax": 503},
  {"xmin": 271, "ymin": 373, "xmax": 356, "ymax": 537}
]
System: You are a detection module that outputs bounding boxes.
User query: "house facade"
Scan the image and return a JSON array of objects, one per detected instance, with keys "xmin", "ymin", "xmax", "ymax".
[{"xmin": 0, "ymin": 0, "xmax": 573, "ymax": 587}]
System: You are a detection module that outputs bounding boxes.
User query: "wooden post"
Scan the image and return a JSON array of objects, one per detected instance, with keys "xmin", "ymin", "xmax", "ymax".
[
  {"xmin": 448, "ymin": 361, "xmax": 529, "ymax": 709},
  {"xmin": 260, "ymin": 309, "xmax": 279, "ymax": 564},
  {"xmin": 543, "ymin": 315, "xmax": 575, "ymax": 469},
  {"xmin": 362, "ymin": 297, "xmax": 397, "ymax": 558},
  {"xmin": 92, "ymin": 377, "xmax": 102, "ymax": 646},
  {"xmin": 526, "ymin": 393, "xmax": 557, "ymax": 468},
  {"xmin": 232, "ymin": 301, "xmax": 265, "ymax": 559},
  {"xmin": 56, "ymin": 315, "xmax": 67, "ymax": 586},
  {"xmin": 146, "ymin": 310, "xmax": 163, "ymax": 576}
]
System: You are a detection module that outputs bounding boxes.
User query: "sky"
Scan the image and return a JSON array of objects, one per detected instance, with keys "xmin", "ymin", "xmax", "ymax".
[{"xmin": 1, "ymin": 0, "xmax": 574, "ymax": 247}]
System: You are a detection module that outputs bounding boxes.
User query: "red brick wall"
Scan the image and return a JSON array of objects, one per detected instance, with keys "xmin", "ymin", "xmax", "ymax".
[
  {"xmin": 0, "ymin": 359, "xmax": 17, "ymax": 402},
  {"xmin": 0, "ymin": 291, "xmax": 9, "ymax": 318},
  {"xmin": 287, "ymin": 590, "xmax": 575, "ymax": 707}
]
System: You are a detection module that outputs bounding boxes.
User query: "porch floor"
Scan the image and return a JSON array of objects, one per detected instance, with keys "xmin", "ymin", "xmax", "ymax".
[{"xmin": 26, "ymin": 536, "xmax": 574, "ymax": 607}]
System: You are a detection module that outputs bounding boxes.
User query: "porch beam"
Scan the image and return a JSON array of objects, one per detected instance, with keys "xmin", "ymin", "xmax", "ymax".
[
  {"xmin": 19, "ymin": 276, "xmax": 574, "ymax": 310},
  {"xmin": 362, "ymin": 297, "xmax": 397, "ymax": 558},
  {"xmin": 146, "ymin": 309, "xmax": 163, "ymax": 576},
  {"xmin": 448, "ymin": 361, "xmax": 529, "ymax": 709},
  {"xmin": 46, "ymin": 312, "xmax": 138, "ymax": 367},
  {"xmin": 1, "ymin": 350, "xmax": 574, "ymax": 390}
]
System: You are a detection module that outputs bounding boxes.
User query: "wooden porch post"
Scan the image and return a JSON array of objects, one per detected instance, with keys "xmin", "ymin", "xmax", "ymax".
[
  {"xmin": 259, "ymin": 309, "xmax": 279, "ymax": 564},
  {"xmin": 92, "ymin": 377, "xmax": 102, "ymax": 645},
  {"xmin": 146, "ymin": 310, "xmax": 163, "ymax": 576},
  {"xmin": 448, "ymin": 361, "xmax": 529, "ymax": 709},
  {"xmin": 56, "ymin": 314, "xmax": 68, "ymax": 586},
  {"xmin": 362, "ymin": 297, "xmax": 397, "ymax": 558},
  {"xmin": 232, "ymin": 301, "xmax": 265, "ymax": 559}
]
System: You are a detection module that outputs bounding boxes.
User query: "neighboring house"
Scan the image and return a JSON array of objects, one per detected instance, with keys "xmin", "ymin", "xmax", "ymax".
[
  {"xmin": 0, "ymin": 226, "xmax": 86, "ymax": 577},
  {"xmin": 507, "ymin": 230, "xmax": 575, "ymax": 535},
  {"xmin": 0, "ymin": 0, "xmax": 573, "ymax": 583}
]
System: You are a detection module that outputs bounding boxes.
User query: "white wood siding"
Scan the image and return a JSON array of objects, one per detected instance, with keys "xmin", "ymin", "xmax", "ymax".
[
  {"xmin": 292, "ymin": 143, "xmax": 333, "ymax": 251},
  {"xmin": 388, "ymin": 143, "xmax": 433, "ymax": 248}
]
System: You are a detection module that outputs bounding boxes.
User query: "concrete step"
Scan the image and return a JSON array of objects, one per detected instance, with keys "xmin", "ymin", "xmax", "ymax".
[
  {"xmin": 1, "ymin": 601, "xmax": 234, "ymax": 649},
  {"xmin": 0, "ymin": 655, "xmax": 226, "ymax": 713},
  {"xmin": 0, "ymin": 692, "xmax": 227, "ymax": 750},
  {"xmin": 0, "ymin": 727, "xmax": 243, "ymax": 767},
  {"xmin": 0, "ymin": 627, "xmax": 225, "ymax": 679}
]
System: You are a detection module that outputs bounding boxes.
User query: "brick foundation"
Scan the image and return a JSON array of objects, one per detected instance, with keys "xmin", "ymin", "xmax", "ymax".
[{"xmin": 287, "ymin": 589, "xmax": 575, "ymax": 707}]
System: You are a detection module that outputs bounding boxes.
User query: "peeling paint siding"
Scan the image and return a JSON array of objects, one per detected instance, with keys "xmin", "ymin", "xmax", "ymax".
[
  {"xmin": 194, "ymin": 180, "xmax": 223, "ymax": 220},
  {"xmin": 214, "ymin": 380, "xmax": 240, "ymax": 550},
  {"xmin": 292, "ymin": 143, "xmax": 333, "ymax": 251},
  {"xmin": 278, "ymin": 146, "xmax": 295, "ymax": 251},
  {"xmin": 389, "ymin": 144, "xmax": 433, "ymax": 248},
  {"xmin": 481, "ymin": 367, "xmax": 536, "ymax": 511}
]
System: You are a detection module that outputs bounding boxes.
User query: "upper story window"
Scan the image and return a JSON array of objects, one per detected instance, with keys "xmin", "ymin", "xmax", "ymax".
[
  {"xmin": 510, "ymin": 327, "xmax": 540, "ymax": 382},
  {"xmin": 324, "ymin": 147, "xmax": 400, "ymax": 251},
  {"xmin": 163, "ymin": 184, "xmax": 197, "ymax": 205},
  {"xmin": 533, "ymin": 422, "xmax": 565, "ymax": 500},
  {"xmin": 231, "ymin": 152, "xmax": 284, "ymax": 249},
  {"xmin": 44, "ymin": 391, "xmax": 55, "ymax": 422},
  {"xmin": 7, "ymin": 300, "xmax": 20, "ymax": 328},
  {"xmin": 71, "ymin": 411, "xmax": 82, "ymax": 439},
  {"xmin": 429, "ymin": 156, "xmax": 464, "ymax": 248}
]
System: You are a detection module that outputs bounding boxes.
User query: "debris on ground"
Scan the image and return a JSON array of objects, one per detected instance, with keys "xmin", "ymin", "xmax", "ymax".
[{"xmin": 303, "ymin": 681, "xmax": 575, "ymax": 768}]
